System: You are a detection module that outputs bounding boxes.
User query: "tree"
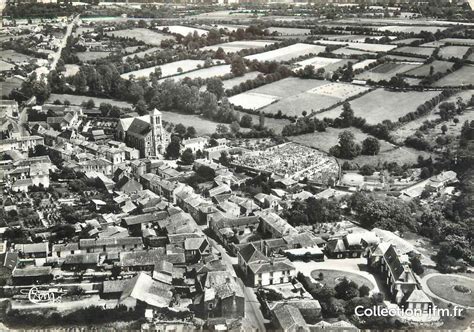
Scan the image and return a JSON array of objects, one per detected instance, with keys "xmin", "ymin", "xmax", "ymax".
[
  {"xmin": 335, "ymin": 278, "xmax": 360, "ymax": 300},
  {"xmin": 166, "ymin": 136, "xmax": 181, "ymax": 159},
  {"xmin": 181, "ymin": 148, "xmax": 195, "ymax": 165},
  {"xmin": 174, "ymin": 123, "xmax": 187, "ymax": 137},
  {"xmin": 340, "ymin": 103, "xmax": 354, "ymax": 127},
  {"xmin": 216, "ymin": 124, "xmax": 229, "ymax": 135},
  {"xmin": 359, "ymin": 164, "xmax": 376, "ymax": 176},
  {"xmin": 318, "ymin": 272, "xmax": 324, "ymax": 280},
  {"xmin": 410, "ymin": 256, "xmax": 424, "ymax": 275},
  {"xmin": 441, "ymin": 124, "xmax": 448, "ymax": 134},
  {"xmin": 85, "ymin": 99, "xmax": 95, "ymax": 109},
  {"xmin": 206, "ymin": 78, "xmax": 224, "ymax": 99},
  {"xmin": 215, "ymin": 47, "xmax": 226, "ymax": 60},
  {"xmin": 361, "ymin": 137, "xmax": 380, "ymax": 155},
  {"xmin": 219, "ymin": 151, "xmax": 230, "ymax": 166},
  {"xmin": 135, "ymin": 99, "xmax": 148, "ymax": 116},
  {"xmin": 186, "ymin": 126, "xmax": 197, "ymax": 138},
  {"xmin": 330, "ymin": 130, "xmax": 361, "ymax": 159},
  {"xmin": 359, "ymin": 285, "xmax": 370, "ymax": 297},
  {"xmin": 231, "ymin": 55, "xmax": 246, "ymax": 76},
  {"xmin": 240, "ymin": 114, "xmax": 253, "ymax": 128},
  {"xmin": 230, "ymin": 121, "xmax": 240, "ymax": 134}
]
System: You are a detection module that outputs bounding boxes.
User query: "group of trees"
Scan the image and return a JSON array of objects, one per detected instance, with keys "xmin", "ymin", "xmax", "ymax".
[
  {"xmin": 282, "ymin": 197, "xmax": 342, "ymax": 226},
  {"xmin": 329, "ymin": 130, "xmax": 381, "ymax": 159}
]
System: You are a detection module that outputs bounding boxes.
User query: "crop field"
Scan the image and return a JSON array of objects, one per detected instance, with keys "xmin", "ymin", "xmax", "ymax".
[
  {"xmin": 317, "ymin": 89, "xmax": 441, "ymax": 124},
  {"xmin": 317, "ymin": 34, "xmax": 374, "ymax": 42},
  {"xmin": 307, "ymin": 82, "xmax": 369, "ymax": 99},
  {"xmin": 228, "ymin": 92, "xmax": 279, "ymax": 110},
  {"xmin": 382, "ymin": 54, "xmax": 425, "ymax": 62},
  {"xmin": 47, "ymin": 94, "xmax": 133, "ymax": 108},
  {"xmin": 294, "ymin": 56, "xmax": 345, "ymax": 71},
  {"xmin": 159, "ymin": 64, "xmax": 231, "ymax": 82},
  {"xmin": 267, "ymin": 27, "xmax": 311, "ymax": 35},
  {"xmin": 76, "ymin": 51, "xmax": 111, "ymax": 62},
  {"xmin": 355, "ymin": 62, "xmax": 419, "ymax": 81},
  {"xmin": 222, "ymin": 71, "xmax": 261, "ymax": 90},
  {"xmin": 432, "ymin": 65, "xmax": 474, "ymax": 87},
  {"xmin": 201, "ymin": 40, "xmax": 275, "ymax": 52},
  {"xmin": 392, "ymin": 46, "xmax": 436, "ymax": 58},
  {"xmin": 289, "ymin": 127, "xmax": 394, "ymax": 153},
  {"xmin": 121, "ymin": 59, "xmax": 205, "ymax": 79},
  {"xmin": 244, "ymin": 43, "xmax": 326, "ymax": 62},
  {"xmin": 376, "ymin": 25, "xmax": 446, "ymax": 34},
  {"xmin": 332, "ymin": 47, "xmax": 377, "ymax": 56},
  {"xmin": 122, "ymin": 47, "xmax": 161, "ymax": 61},
  {"xmin": 438, "ymin": 46, "xmax": 471, "ymax": 60},
  {"xmin": 155, "ymin": 25, "xmax": 208, "ymax": 37},
  {"xmin": 352, "ymin": 59, "xmax": 377, "ymax": 70},
  {"xmin": 403, "ymin": 60, "xmax": 453, "ymax": 77},
  {"xmin": 0, "ymin": 49, "xmax": 35, "ymax": 64},
  {"xmin": 422, "ymin": 38, "xmax": 474, "ymax": 47},
  {"xmin": 0, "ymin": 60, "xmax": 14, "ymax": 72},
  {"xmin": 239, "ymin": 77, "xmax": 327, "ymax": 98},
  {"xmin": 105, "ymin": 28, "xmax": 172, "ymax": 46},
  {"xmin": 391, "ymin": 38, "xmax": 424, "ymax": 45}
]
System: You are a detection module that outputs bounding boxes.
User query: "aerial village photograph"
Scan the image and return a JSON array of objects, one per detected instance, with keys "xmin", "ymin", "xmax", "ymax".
[{"xmin": 0, "ymin": 0, "xmax": 473, "ymax": 330}]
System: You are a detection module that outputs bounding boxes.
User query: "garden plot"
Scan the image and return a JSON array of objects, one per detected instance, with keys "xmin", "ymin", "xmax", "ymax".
[
  {"xmin": 294, "ymin": 56, "xmax": 345, "ymax": 71},
  {"xmin": 392, "ymin": 46, "xmax": 436, "ymax": 58},
  {"xmin": 155, "ymin": 25, "xmax": 208, "ymax": 37},
  {"xmin": 267, "ymin": 27, "xmax": 312, "ymax": 35},
  {"xmin": 352, "ymin": 59, "xmax": 377, "ymax": 70},
  {"xmin": 228, "ymin": 92, "xmax": 279, "ymax": 110},
  {"xmin": 403, "ymin": 60, "xmax": 454, "ymax": 77},
  {"xmin": 105, "ymin": 28, "xmax": 172, "ymax": 46},
  {"xmin": 159, "ymin": 64, "xmax": 231, "ymax": 82},
  {"xmin": 244, "ymin": 43, "xmax": 326, "ymax": 62},
  {"xmin": 222, "ymin": 71, "xmax": 261, "ymax": 90},
  {"xmin": 121, "ymin": 59, "xmax": 205, "ymax": 79},
  {"xmin": 317, "ymin": 89, "xmax": 441, "ymax": 124},
  {"xmin": 122, "ymin": 47, "xmax": 161, "ymax": 61},
  {"xmin": 432, "ymin": 65, "xmax": 474, "ymax": 87},
  {"xmin": 438, "ymin": 46, "xmax": 471, "ymax": 60},
  {"xmin": 201, "ymin": 40, "xmax": 275, "ymax": 52},
  {"xmin": 355, "ymin": 62, "xmax": 419, "ymax": 82}
]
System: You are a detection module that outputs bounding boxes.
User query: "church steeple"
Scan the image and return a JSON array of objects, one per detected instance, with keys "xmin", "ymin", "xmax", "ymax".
[{"xmin": 150, "ymin": 108, "xmax": 163, "ymax": 157}]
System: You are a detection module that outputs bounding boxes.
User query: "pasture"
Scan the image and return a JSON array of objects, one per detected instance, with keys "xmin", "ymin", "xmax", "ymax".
[
  {"xmin": 159, "ymin": 64, "xmax": 231, "ymax": 82},
  {"xmin": 438, "ymin": 46, "xmax": 470, "ymax": 60},
  {"xmin": 355, "ymin": 62, "xmax": 419, "ymax": 81},
  {"xmin": 376, "ymin": 25, "xmax": 446, "ymax": 34},
  {"xmin": 267, "ymin": 27, "xmax": 311, "ymax": 35},
  {"xmin": 121, "ymin": 59, "xmax": 205, "ymax": 79},
  {"xmin": 382, "ymin": 54, "xmax": 425, "ymax": 62},
  {"xmin": 105, "ymin": 28, "xmax": 172, "ymax": 46},
  {"xmin": 314, "ymin": 40, "xmax": 396, "ymax": 53},
  {"xmin": 422, "ymin": 38, "xmax": 474, "ymax": 47},
  {"xmin": 228, "ymin": 92, "xmax": 279, "ymax": 110},
  {"xmin": 222, "ymin": 71, "xmax": 261, "ymax": 90},
  {"xmin": 392, "ymin": 46, "xmax": 436, "ymax": 58},
  {"xmin": 155, "ymin": 25, "xmax": 208, "ymax": 37},
  {"xmin": 294, "ymin": 56, "xmax": 346, "ymax": 71},
  {"xmin": 332, "ymin": 47, "xmax": 377, "ymax": 56},
  {"xmin": 352, "ymin": 59, "xmax": 377, "ymax": 70},
  {"xmin": 432, "ymin": 65, "xmax": 474, "ymax": 87},
  {"xmin": 0, "ymin": 60, "xmax": 14, "ymax": 72},
  {"xmin": 317, "ymin": 89, "xmax": 441, "ymax": 124},
  {"xmin": 76, "ymin": 51, "xmax": 111, "ymax": 62},
  {"xmin": 0, "ymin": 49, "xmax": 35, "ymax": 64},
  {"xmin": 47, "ymin": 94, "xmax": 133, "ymax": 108},
  {"xmin": 403, "ymin": 60, "xmax": 453, "ymax": 77},
  {"xmin": 122, "ymin": 47, "xmax": 161, "ymax": 61},
  {"xmin": 391, "ymin": 38, "xmax": 424, "ymax": 45},
  {"xmin": 244, "ymin": 43, "xmax": 326, "ymax": 62},
  {"xmin": 201, "ymin": 40, "xmax": 275, "ymax": 52}
]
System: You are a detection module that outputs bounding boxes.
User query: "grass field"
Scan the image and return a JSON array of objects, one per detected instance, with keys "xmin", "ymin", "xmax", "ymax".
[
  {"xmin": 155, "ymin": 25, "xmax": 208, "ymax": 37},
  {"xmin": 160, "ymin": 111, "xmax": 224, "ymax": 135},
  {"xmin": 350, "ymin": 146, "xmax": 432, "ymax": 167},
  {"xmin": 122, "ymin": 47, "xmax": 161, "ymax": 61},
  {"xmin": 392, "ymin": 46, "xmax": 436, "ymax": 58},
  {"xmin": 353, "ymin": 59, "xmax": 377, "ymax": 70},
  {"xmin": 0, "ymin": 60, "xmax": 14, "ymax": 72},
  {"xmin": 355, "ymin": 62, "xmax": 419, "ymax": 81},
  {"xmin": 311, "ymin": 269, "xmax": 374, "ymax": 289},
  {"xmin": 403, "ymin": 60, "xmax": 454, "ymax": 77},
  {"xmin": 432, "ymin": 65, "xmax": 474, "ymax": 87},
  {"xmin": 76, "ymin": 51, "xmax": 111, "ymax": 62},
  {"xmin": 376, "ymin": 25, "xmax": 445, "ymax": 34},
  {"xmin": 201, "ymin": 40, "xmax": 275, "ymax": 52},
  {"xmin": 294, "ymin": 56, "xmax": 346, "ymax": 71},
  {"xmin": 423, "ymin": 38, "xmax": 474, "ymax": 47},
  {"xmin": 121, "ymin": 59, "xmax": 205, "ymax": 79},
  {"xmin": 332, "ymin": 47, "xmax": 377, "ymax": 56},
  {"xmin": 426, "ymin": 275, "xmax": 474, "ymax": 307},
  {"xmin": 289, "ymin": 127, "xmax": 394, "ymax": 153},
  {"xmin": 391, "ymin": 38, "xmax": 424, "ymax": 45},
  {"xmin": 438, "ymin": 46, "xmax": 471, "ymax": 60},
  {"xmin": 318, "ymin": 89, "xmax": 441, "ymax": 124},
  {"xmin": 222, "ymin": 71, "xmax": 261, "ymax": 90},
  {"xmin": 244, "ymin": 43, "xmax": 326, "ymax": 62},
  {"xmin": 47, "ymin": 94, "xmax": 133, "ymax": 108},
  {"xmin": 0, "ymin": 49, "xmax": 35, "ymax": 64},
  {"xmin": 105, "ymin": 28, "xmax": 172, "ymax": 46},
  {"xmin": 238, "ymin": 77, "xmax": 327, "ymax": 98},
  {"xmin": 382, "ymin": 54, "xmax": 425, "ymax": 62},
  {"xmin": 268, "ymin": 27, "xmax": 311, "ymax": 35},
  {"xmin": 160, "ymin": 64, "xmax": 231, "ymax": 82}
]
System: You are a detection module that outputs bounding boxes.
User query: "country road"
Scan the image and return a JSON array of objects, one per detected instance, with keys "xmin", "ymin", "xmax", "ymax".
[{"xmin": 50, "ymin": 14, "xmax": 80, "ymax": 72}]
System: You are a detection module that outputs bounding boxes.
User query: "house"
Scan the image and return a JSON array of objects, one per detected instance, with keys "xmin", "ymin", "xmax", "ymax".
[
  {"xmin": 325, "ymin": 237, "xmax": 363, "ymax": 259},
  {"xmin": 119, "ymin": 272, "xmax": 173, "ymax": 308},
  {"xmin": 271, "ymin": 299, "xmax": 322, "ymax": 324},
  {"xmin": 11, "ymin": 266, "xmax": 53, "ymax": 285},
  {"xmin": 184, "ymin": 237, "xmax": 210, "ymax": 263},
  {"xmin": 209, "ymin": 216, "xmax": 260, "ymax": 245},
  {"xmin": 200, "ymin": 271, "xmax": 245, "ymax": 319},
  {"xmin": 272, "ymin": 304, "xmax": 309, "ymax": 332},
  {"xmin": 238, "ymin": 243, "xmax": 296, "ymax": 287},
  {"xmin": 79, "ymin": 237, "xmax": 143, "ymax": 253},
  {"xmin": 52, "ymin": 243, "xmax": 81, "ymax": 258},
  {"xmin": 180, "ymin": 137, "xmax": 208, "ymax": 153},
  {"xmin": 15, "ymin": 242, "xmax": 49, "ymax": 259},
  {"xmin": 102, "ymin": 279, "xmax": 129, "ymax": 299},
  {"xmin": 153, "ymin": 260, "xmax": 173, "ymax": 284},
  {"xmin": 115, "ymin": 176, "xmax": 143, "ymax": 194},
  {"xmin": 258, "ymin": 211, "xmax": 297, "ymax": 238},
  {"xmin": 119, "ymin": 249, "xmax": 164, "ymax": 272},
  {"xmin": 62, "ymin": 253, "xmax": 101, "ymax": 271}
]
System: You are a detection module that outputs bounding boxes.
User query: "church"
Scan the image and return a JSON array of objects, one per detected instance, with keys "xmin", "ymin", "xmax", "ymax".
[{"xmin": 116, "ymin": 109, "xmax": 170, "ymax": 158}]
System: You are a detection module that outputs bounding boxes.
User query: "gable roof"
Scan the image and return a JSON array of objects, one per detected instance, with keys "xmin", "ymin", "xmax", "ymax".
[
  {"xmin": 120, "ymin": 272, "xmax": 172, "ymax": 308},
  {"xmin": 238, "ymin": 243, "xmax": 267, "ymax": 264},
  {"xmin": 127, "ymin": 118, "xmax": 150, "ymax": 136}
]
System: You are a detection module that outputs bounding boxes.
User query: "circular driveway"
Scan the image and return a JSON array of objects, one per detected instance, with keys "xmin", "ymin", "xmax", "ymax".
[{"xmin": 422, "ymin": 273, "xmax": 474, "ymax": 308}]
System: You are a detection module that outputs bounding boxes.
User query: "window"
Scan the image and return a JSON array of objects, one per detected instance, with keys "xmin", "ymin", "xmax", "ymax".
[{"xmin": 208, "ymin": 303, "xmax": 213, "ymax": 310}]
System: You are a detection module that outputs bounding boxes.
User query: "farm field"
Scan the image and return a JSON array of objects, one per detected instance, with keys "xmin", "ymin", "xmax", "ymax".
[
  {"xmin": 422, "ymin": 38, "xmax": 474, "ymax": 47},
  {"xmin": 350, "ymin": 146, "xmax": 432, "ymax": 167},
  {"xmin": 376, "ymin": 25, "xmax": 445, "ymax": 34},
  {"xmin": 391, "ymin": 38, "xmax": 424, "ymax": 45},
  {"xmin": 244, "ymin": 43, "xmax": 326, "ymax": 62},
  {"xmin": 122, "ymin": 47, "xmax": 161, "ymax": 61},
  {"xmin": 0, "ymin": 49, "xmax": 35, "ymax": 63},
  {"xmin": 317, "ymin": 89, "xmax": 441, "ymax": 124},
  {"xmin": 432, "ymin": 65, "xmax": 474, "ymax": 87},
  {"xmin": 155, "ymin": 25, "xmax": 208, "ymax": 37},
  {"xmin": 201, "ymin": 40, "xmax": 275, "ymax": 52},
  {"xmin": 228, "ymin": 92, "xmax": 279, "ymax": 110},
  {"xmin": 289, "ymin": 127, "xmax": 394, "ymax": 153},
  {"xmin": 317, "ymin": 34, "xmax": 373, "ymax": 42},
  {"xmin": 222, "ymin": 71, "xmax": 261, "ymax": 90},
  {"xmin": 391, "ymin": 46, "xmax": 436, "ymax": 58},
  {"xmin": 355, "ymin": 62, "xmax": 419, "ymax": 81},
  {"xmin": 403, "ymin": 60, "xmax": 453, "ymax": 77},
  {"xmin": 382, "ymin": 54, "xmax": 425, "ymax": 62},
  {"xmin": 352, "ymin": 59, "xmax": 377, "ymax": 70},
  {"xmin": 105, "ymin": 28, "xmax": 172, "ymax": 46},
  {"xmin": 332, "ymin": 47, "xmax": 377, "ymax": 56},
  {"xmin": 0, "ymin": 59, "xmax": 14, "ymax": 71},
  {"xmin": 294, "ymin": 56, "xmax": 347, "ymax": 71},
  {"xmin": 121, "ymin": 59, "xmax": 205, "ymax": 79},
  {"xmin": 47, "ymin": 94, "xmax": 133, "ymax": 108},
  {"xmin": 438, "ymin": 46, "xmax": 470, "ymax": 60},
  {"xmin": 315, "ymin": 40, "xmax": 396, "ymax": 53},
  {"xmin": 160, "ymin": 111, "xmax": 224, "ymax": 135},
  {"xmin": 267, "ymin": 27, "xmax": 311, "ymax": 35},
  {"xmin": 159, "ymin": 64, "xmax": 231, "ymax": 82},
  {"xmin": 76, "ymin": 51, "xmax": 111, "ymax": 62}
]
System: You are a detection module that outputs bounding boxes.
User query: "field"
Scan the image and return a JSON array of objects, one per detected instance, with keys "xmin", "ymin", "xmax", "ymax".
[
  {"xmin": 105, "ymin": 28, "xmax": 172, "ymax": 46},
  {"xmin": 160, "ymin": 111, "xmax": 223, "ymax": 135},
  {"xmin": 426, "ymin": 275, "xmax": 474, "ymax": 307},
  {"xmin": 1, "ymin": 77, "xmax": 23, "ymax": 96},
  {"xmin": 422, "ymin": 38, "xmax": 474, "ymax": 47},
  {"xmin": 201, "ymin": 40, "xmax": 275, "ymax": 52},
  {"xmin": 155, "ymin": 25, "xmax": 208, "ymax": 37},
  {"xmin": 228, "ymin": 92, "xmax": 279, "ymax": 110},
  {"xmin": 121, "ymin": 59, "xmax": 205, "ymax": 79},
  {"xmin": 350, "ymin": 146, "xmax": 432, "ymax": 167},
  {"xmin": 76, "ymin": 51, "xmax": 111, "ymax": 62},
  {"xmin": 391, "ymin": 38, "xmax": 424, "ymax": 45},
  {"xmin": 382, "ymin": 54, "xmax": 425, "ymax": 62},
  {"xmin": 244, "ymin": 43, "xmax": 326, "ymax": 62},
  {"xmin": 289, "ymin": 127, "xmax": 394, "ymax": 153},
  {"xmin": 267, "ymin": 27, "xmax": 311, "ymax": 35},
  {"xmin": 294, "ymin": 56, "xmax": 347, "ymax": 71},
  {"xmin": 122, "ymin": 47, "xmax": 161, "ymax": 61},
  {"xmin": 352, "ymin": 59, "xmax": 377, "ymax": 70},
  {"xmin": 62, "ymin": 64, "xmax": 80, "ymax": 77},
  {"xmin": 222, "ymin": 71, "xmax": 261, "ymax": 90},
  {"xmin": 314, "ymin": 40, "xmax": 396, "ymax": 53},
  {"xmin": 318, "ymin": 89, "xmax": 441, "ymax": 124},
  {"xmin": 0, "ymin": 60, "xmax": 14, "ymax": 72},
  {"xmin": 376, "ymin": 25, "xmax": 446, "ymax": 34},
  {"xmin": 432, "ymin": 65, "xmax": 474, "ymax": 87},
  {"xmin": 392, "ymin": 46, "xmax": 436, "ymax": 58},
  {"xmin": 0, "ymin": 49, "xmax": 35, "ymax": 64},
  {"xmin": 355, "ymin": 62, "xmax": 419, "ymax": 81},
  {"xmin": 160, "ymin": 64, "xmax": 231, "ymax": 82},
  {"xmin": 47, "ymin": 94, "xmax": 133, "ymax": 108},
  {"xmin": 438, "ymin": 46, "xmax": 470, "ymax": 60},
  {"xmin": 332, "ymin": 47, "xmax": 377, "ymax": 56},
  {"xmin": 403, "ymin": 60, "xmax": 454, "ymax": 77}
]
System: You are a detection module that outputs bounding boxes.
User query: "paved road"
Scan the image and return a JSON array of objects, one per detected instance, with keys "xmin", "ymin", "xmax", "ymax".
[{"xmin": 50, "ymin": 14, "xmax": 80, "ymax": 72}]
